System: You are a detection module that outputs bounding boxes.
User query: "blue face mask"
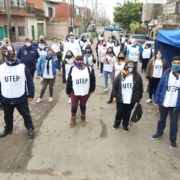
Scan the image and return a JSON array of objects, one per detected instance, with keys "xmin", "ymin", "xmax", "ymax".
[
  {"xmin": 75, "ymin": 61, "xmax": 84, "ymax": 69},
  {"xmin": 46, "ymin": 54, "xmax": 53, "ymax": 60},
  {"xmin": 171, "ymin": 64, "xmax": 180, "ymax": 73}
]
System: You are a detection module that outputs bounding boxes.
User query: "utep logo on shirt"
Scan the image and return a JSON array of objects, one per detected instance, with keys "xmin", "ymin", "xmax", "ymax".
[
  {"xmin": 154, "ymin": 65, "xmax": 162, "ymax": 69},
  {"xmin": 122, "ymin": 83, "xmax": 133, "ymax": 89},
  {"xmin": 167, "ymin": 86, "xmax": 179, "ymax": 92},
  {"xmin": 4, "ymin": 75, "xmax": 20, "ymax": 82},
  {"xmin": 76, "ymin": 78, "xmax": 88, "ymax": 85}
]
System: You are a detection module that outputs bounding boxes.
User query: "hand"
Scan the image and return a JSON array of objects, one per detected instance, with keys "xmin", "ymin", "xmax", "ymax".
[
  {"xmin": 28, "ymin": 98, "xmax": 33, "ymax": 102},
  {"xmin": 113, "ymin": 97, "xmax": 116, "ymax": 103}
]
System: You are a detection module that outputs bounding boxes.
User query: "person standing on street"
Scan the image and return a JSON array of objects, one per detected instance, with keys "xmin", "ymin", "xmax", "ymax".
[
  {"xmin": 17, "ymin": 38, "xmax": 39, "ymax": 78},
  {"xmin": 0, "ymin": 50, "xmax": 35, "ymax": 138},
  {"xmin": 112, "ymin": 61, "xmax": 143, "ymax": 131},
  {"xmin": 66, "ymin": 56, "xmax": 96, "ymax": 128},
  {"xmin": 146, "ymin": 50, "xmax": 167, "ymax": 104},
  {"xmin": 36, "ymin": 48, "xmax": 60, "ymax": 103},
  {"xmin": 152, "ymin": 56, "xmax": 180, "ymax": 149}
]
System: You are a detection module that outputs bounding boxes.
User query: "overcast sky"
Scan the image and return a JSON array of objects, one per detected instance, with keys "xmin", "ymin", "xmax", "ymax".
[{"xmin": 74, "ymin": 0, "xmax": 124, "ymax": 22}]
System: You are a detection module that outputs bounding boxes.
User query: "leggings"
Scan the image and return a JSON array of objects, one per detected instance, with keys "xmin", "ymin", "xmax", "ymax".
[{"xmin": 71, "ymin": 93, "xmax": 90, "ymax": 116}]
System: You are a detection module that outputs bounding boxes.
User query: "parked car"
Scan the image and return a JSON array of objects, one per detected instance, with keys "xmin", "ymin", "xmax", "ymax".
[{"xmin": 129, "ymin": 34, "xmax": 150, "ymax": 45}]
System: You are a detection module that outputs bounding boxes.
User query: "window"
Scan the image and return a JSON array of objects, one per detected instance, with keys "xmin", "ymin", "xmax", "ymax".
[
  {"xmin": 18, "ymin": 26, "xmax": 25, "ymax": 36},
  {"xmin": 176, "ymin": 2, "xmax": 180, "ymax": 14},
  {"xmin": 48, "ymin": 7, "xmax": 53, "ymax": 17}
]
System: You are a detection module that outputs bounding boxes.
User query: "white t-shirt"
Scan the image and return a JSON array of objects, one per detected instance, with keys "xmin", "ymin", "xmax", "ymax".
[
  {"xmin": 128, "ymin": 45, "xmax": 139, "ymax": 62},
  {"xmin": 0, "ymin": 63, "xmax": 26, "ymax": 98},
  {"xmin": 113, "ymin": 46, "xmax": 120, "ymax": 57},
  {"xmin": 114, "ymin": 61, "xmax": 125, "ymax": 78},
  {"xmin": 103, "ymin": 55, "xmax": 115, "ymax": 72},
  {"xmin": 142, "ymin": 48, "xmax": 151, "ymax": 59},
  {"xmin": 71, "ymin": 67, "xmax": 90, "ymax": 96},
  {"xmin": 152, "ymin": 59, "xmax": 163, "ymax": 78},
  {"xmin": 122, "ymin": 74, "xmax": 133, "ymax": 104},
  {"xmin": 43, "ymin": 60, "xmax": 54, "ymax": 79},
  {"xmin": 84, "ymin": 55, "xmax": 94, "ymax": 66},
  {"xmin": 163, "ymin": 72, "xmax": 180, "ymax": 107}
]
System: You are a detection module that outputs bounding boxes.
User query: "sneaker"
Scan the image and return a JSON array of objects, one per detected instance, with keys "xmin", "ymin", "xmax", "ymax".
[
  {"xmin": 104, "ymin": 88, "xmax": 108, "ymax": 92},
  {"xmin": 36, "ymin": 98, "xmax": 42, "ymax": 103},
  {"xmin": 48, "ymin": 97, "xmax": 53, "ymax": 102},
  {"xmin": 170, "ymin": 141, "xmax": 176, "ymax": 149},
  {"xmin": 152, "ymin": 133, "xmax": 162, "ymax": 139},
  {"xmin": 146, "ymin": 99, "xmax": 153, "ymax": 103},
  {"xmin": 123, "ymin": 126, "xmax": 129, "ymax": 132},
  {"xmin": 113, "ymin": 124, "xmax": 119, "ymax": 129},
  {"xmin": 68, "ymin": 98, "xmax": 71, "ymax": 104},
  {"xmin": 28, "ymin": 128, "xmax": 34, "ymax": 139},
  {"xmin": 99, "ymin": 73, "xmax": 102, "ymax": 76}
]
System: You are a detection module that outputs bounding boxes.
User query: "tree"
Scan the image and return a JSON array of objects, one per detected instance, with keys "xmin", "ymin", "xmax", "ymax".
[
  {"xmin": 113, "ymin": 2, "xmax": 142, "ymax": 31},
  {"xmin": 130, "ymin": 22, "xmax": 147, "ymax": 34}
]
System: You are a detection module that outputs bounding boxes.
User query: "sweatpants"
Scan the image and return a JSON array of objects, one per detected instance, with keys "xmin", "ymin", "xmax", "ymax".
[
  {"xmin": 148, "ymin": 77, "xmax": 160, "ymax": 99},
  {"xmin": 2, "ymin": 102, "xmax": 34, "ymax": 133},
  {"xmin": 71, "ymin": 93, "xmax": 90, "ymax": 116},
  {"xmin": 114, "ymin": 102, "xmax": 135, "ymax": 128},
  {"xmin": 156, "ymin": 105, "xmax": 179, "ymax": 142},
  {"xmin": 141, "ymin": 58, "xmax": 149, "ymax": 73},
  {"xmin": 40, "ymin": 78, "xmax": 55, "ymax": 98}
]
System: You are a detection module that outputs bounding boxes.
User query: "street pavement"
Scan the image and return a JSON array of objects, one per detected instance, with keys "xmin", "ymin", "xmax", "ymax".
[{"xmin": 0, "ymin": 66, "xmax": 180, "ymax": 179}]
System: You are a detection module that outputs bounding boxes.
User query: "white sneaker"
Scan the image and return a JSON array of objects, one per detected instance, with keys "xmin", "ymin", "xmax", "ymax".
[
  {"xmin": 146, "ymin": 99, "xmax": 153, "ymax": 103},
  {"xmin": 99, "ymin": 73, "xmax": 102, "ymax": 76},
  {"xmin": 104, "ymin": 88, "xmax": 108, "ymax": 92},
  {"xmin": 36, "ymin": 98, "xmax": 42, "ymax": 103},
  {"xmin": 68, "ymin": 98, "xmax": 71, "ymax": 104},
  {"xmin": 48, "ymin": 97, "xmax": 53, "ymax": 102}
]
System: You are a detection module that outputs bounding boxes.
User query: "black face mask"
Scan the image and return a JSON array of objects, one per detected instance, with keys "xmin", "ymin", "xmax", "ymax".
[
  {"xmin": 118, "ymin": 57, "xmax": 125, "ymax": 60},
  {"xmin": 66, "ymin": 55, "xmax": 72, "ymax": 59}
]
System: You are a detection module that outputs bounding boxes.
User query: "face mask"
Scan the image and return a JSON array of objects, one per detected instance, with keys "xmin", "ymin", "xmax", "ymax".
[
  {"xmin": 25, "ymin": 42, "xmax": 31, "ymax": 47},
  {"xmin": 107, "ymin": 51, "xmax": 112, "ymax": 54},
  {"xmin": 171, "ymin": 64, "xmax": 180, "ymax": 73},
  {"xmin": 118, "ymin": 57, "xmax": 125, "ymax": 60},
  {"xmin": 127, "ymin": 67, "xmax": 134, "ymax": 73},
  {"xmin": 75, "ymin": 61, "xmax": 84, "ymax": 69},
  {"xmin": 46, "ymin": 54, "xmax": 53, "ymax": 60},
  {"xmin": 66, "ymin": 55, "xmax": 72, "ymax": 59}
]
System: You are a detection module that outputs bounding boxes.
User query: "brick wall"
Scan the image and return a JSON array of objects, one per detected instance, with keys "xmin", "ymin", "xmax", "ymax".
[{"xmin": 27, "ymin": 0, "xmax": 44, "ymax": 10}]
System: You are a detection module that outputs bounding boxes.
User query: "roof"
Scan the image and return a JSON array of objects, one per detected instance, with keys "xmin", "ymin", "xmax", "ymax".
[{"xmin": 157, "ymin": 29, "xmax": 180, "ymax": 48}]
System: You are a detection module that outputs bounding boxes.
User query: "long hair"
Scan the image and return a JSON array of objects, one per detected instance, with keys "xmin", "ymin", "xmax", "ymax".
[{"xmin": 122, "ymin": 60, "xmax": 137, "ymax": 79}]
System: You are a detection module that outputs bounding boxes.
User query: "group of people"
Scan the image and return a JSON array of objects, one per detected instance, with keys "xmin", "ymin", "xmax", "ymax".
[{"xmin": 0, "ymin": 32, "xmax": 180, "ymax": 150}]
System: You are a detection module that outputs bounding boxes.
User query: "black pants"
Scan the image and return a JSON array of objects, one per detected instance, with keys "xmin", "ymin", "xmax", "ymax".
[
  {"xmin": 141, "ymin": 58, "xmax": 149, "ymax": 73},
  {"xmin": 149, "ymin": 78, "xmax": 160, "ymax": 99},
  {"xmin": 100, "ymin": 62, "xmax": 104, "ymax": 74},
  {"xmin": 114, "ymin": 102, "xmax": 135, "ymax": 128},
  {"xmin": 2, "ymin": 102, "xmax": 34, "ymax": 133}
]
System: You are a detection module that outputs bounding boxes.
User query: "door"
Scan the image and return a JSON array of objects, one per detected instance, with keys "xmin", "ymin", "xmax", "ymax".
[
  {"xmin": 37, "ymin": 23, "xmax": 44, "ymax": 38},
  {"xmin": 0, "ymin": 27, "xmax": 3, "ymax": 40}
]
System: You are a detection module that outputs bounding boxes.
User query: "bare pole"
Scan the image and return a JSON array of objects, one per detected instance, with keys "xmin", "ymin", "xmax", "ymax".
[{"xmin": 6, "ymin": 0, "xmax": 12, "ymax": 40}]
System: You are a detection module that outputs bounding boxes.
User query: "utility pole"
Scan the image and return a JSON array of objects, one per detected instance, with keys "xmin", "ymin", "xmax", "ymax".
[{"xmin": 6, "ymin": 0, "xmax": 12, "ymax": 40}]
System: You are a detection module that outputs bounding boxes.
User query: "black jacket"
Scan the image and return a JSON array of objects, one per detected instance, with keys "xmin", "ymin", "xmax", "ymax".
[
  {"xmin": 66, "ymin": 65, "xmax": 96, "ymax": 95},
  {"xmin": 112, "ymin": 73, "xmax": 143, "ymax": 103}
]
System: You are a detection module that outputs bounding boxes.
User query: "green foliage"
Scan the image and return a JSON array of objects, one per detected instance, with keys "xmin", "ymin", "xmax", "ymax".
[
  {"xmin": 130, "ymin": 22, "xmax": 147, "ymax": 34},
  {"xmin": 113, "ymin": 2, "xmax": 142, "ymax": 31},
  {"xmin": 91, "ymin": 31, "xmax": 98, "ymax": 38}
]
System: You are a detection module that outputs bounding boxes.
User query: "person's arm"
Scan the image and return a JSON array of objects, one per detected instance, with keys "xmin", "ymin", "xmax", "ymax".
[
  {"xmin": 89, "ymin": 67, "xmax": 96, "ymax": 93},
  {"xmin": 25, "ymin": 66, "xmax": 35, "ymax": 98},
  {"xmin": 36, "ymin": 57, "xmax": 42, "ymax": 77},
  {"xmin": 146, "ymin": 59, "xmax": 152, "ymax": 79},
  {"xmin": 66, "ymin": 67, "xmax": 73, "ymax": 95},
  {"xmin": 138, "ymin": 74, "xmax": 143, "ymax": 100}
]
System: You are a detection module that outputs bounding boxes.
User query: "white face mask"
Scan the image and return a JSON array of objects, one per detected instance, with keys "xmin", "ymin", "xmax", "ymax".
[{"xmin": 25, "ymin": 42, "xmax": 31, "ymax": 47}]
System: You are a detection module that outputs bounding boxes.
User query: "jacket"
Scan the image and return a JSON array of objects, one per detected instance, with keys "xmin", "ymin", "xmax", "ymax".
[
  {"xmin": 0, "ymin": 60, "xmax": 34, "ymax": 105},
  {"xmin": 154, "ymin": 71, "xmax": 180, "ymax": 110},
  {"xmin": 112, "ymin": 73, "xmax": 143, "ymax": 103},
  {"xmin": 146, "ymin": 58, "xmax": 167, "ymax": 79},
  {"xmin": 17, "ymin": 45, "xmax": 39, "ymax": 71},
  {"xmin": 66, "ymin": 65, "xmax": 96, "ymax": 95},
  {"xmin": 36, "ymin": 56, "xmax": 60, "ymax": 77}
]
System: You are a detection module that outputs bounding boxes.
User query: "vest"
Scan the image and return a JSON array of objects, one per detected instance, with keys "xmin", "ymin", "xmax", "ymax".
[{"xmin": 0, "ymin": 63, "xmax": 26, "ymax": 98}]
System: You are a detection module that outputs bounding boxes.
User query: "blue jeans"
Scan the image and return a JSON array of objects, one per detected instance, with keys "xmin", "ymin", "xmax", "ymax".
[
  {"xmin": 156, "ymin": 105, "xmax": 179, "ymax": 142},
  {"xmin": 103, "ymin": 71, "xmax": 111, "ymax": 89}
]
